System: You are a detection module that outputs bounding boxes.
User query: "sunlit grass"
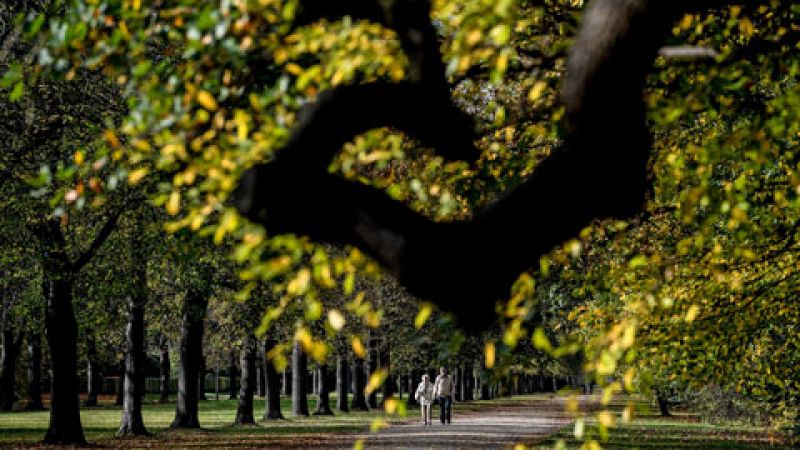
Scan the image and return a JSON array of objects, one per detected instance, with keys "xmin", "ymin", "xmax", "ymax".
[
  {"xmin": 536, "ymin": 397, "xmax": 788, "ymax": 450},
  {"xmin": 0, "ymin": 393, "xmax": 396, "ymax": 445}
]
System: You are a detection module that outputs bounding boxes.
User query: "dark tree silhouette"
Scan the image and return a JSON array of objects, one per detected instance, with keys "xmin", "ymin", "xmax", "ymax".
[{"xmin": 234, "ymin": 0, "xmax": 709, "ymax": 329}]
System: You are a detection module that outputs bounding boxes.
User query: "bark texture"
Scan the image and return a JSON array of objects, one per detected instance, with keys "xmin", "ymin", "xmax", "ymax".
[
  {"xmin": 0, "ymin": 316, "xmax": 23, "ymax": 411},
  {"xmin": 291, "ymin": 341, "xmax": 309, "ymax": 416},
  {"xmin": 263, "ymin": 339, "xmax": 284, "ymax": 420},
  {"xmin": 234, "ymin": 335, "xmax": 256, "ymax": 425},
  {"xmin": 228, "ymin": 351, "xmax": 238, "ymax": 400},
  {"xmin": 335, "ymin": 353, "xmax": 350, "ymax": 413},
  {"xmin": 26, "ymin": 332, "xmax": 44, "ymax": 410},
  {"xmin": 170, "ymin": 292, "xmax": 207, "ymax": 429},
  {"xmin": 313, "ymin": 364, "xmax": 334, "ymax": 415},
  {"xmin": 159, "ymin": 340, "xmax": 170, "ymax": 403},
  {"xmin": 117, "ymin": 249, "xmax": 149, "ymax": 438},
  {"xmin": 350, "ymin": 355, "xmax": 369, "ymax": 411}
]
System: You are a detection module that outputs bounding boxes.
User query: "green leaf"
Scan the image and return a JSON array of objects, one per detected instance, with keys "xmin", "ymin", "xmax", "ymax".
[{"xmin": 9, "ymin": 82, "xmax": 24, "ymax": 102}]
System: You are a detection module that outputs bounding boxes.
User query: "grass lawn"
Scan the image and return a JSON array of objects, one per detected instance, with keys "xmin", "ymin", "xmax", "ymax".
[
  {"xmin": 0, "ymin": 393, "xmax": 790, "ymax": 448},
  {"xmin": 537, "ymin": 397, "xmax": 789, "ymax": 449},
  {"xmin": 0, "ymin": 393, "xmax": 402, "ymax": 447}
]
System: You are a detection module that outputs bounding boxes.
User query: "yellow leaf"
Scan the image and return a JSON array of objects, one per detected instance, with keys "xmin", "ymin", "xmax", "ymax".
[
  {"xmin": 532, "ymin": 328, "xmax": 551, "ymax": 352},
  {"xmin": 166, "ymin": 191, "xmax": 181, "ymax": 216},
  {"xmin": 414, "ymin": 303, "xmax": 432, "ymax": 329},
  {"xmin": 466, "ymin": 29, "xmax": 482, "ymax": 46},
  {"xmin": 328, "ymin": 309, "xmax": 345, "ymax": 330},
  {"xmin": 485, "ymin": 342, "xmax": 496, "ymax": 368},
  {"xmin": 294, "ymin": 327, "xmax": 312, "ymax": 351},
  {"xmin": 365, "ymin": 368, "xmax": 388, "ymax": 395},
  {"xmin": 286, "ymin": 63, "xmax": 303, "ymax": 76},
  {"xmin": 622, "ymin": 403, "xmax": 634, "ymax": 422},
  {"xmin": 623, "ymin": 368, "xmax": 636, "ymax": 391},
  {"xmin": 738, "ymin": 18, "xmax": 755, "ymax": 38},
  {"xmin": 597, "ymin": 351, "xmax": 616, "ymax": 376},
  {"xmin": 384, "ymin": 398, "xmax": 398, "ymax": 415},
  {"xmin": 574, "ymin": 418, "xmax": 584, "ymax": 439},
  {"xmin": 128, "ymin": 168, "xmax": 149, "ymax": 185},
  {"xmin": 103, "ymin": 129, "xmax": 121, "ymax": 148},
  {"xmin": 351, "ymin": 337, "xmax": 366, "ymax": 358},
  {"xmin": 597, "ymin": 410, "xmax": 614, "ymax": 427},
  {"xmin": 685, "ymin": 305, "xmax": 700, "ymax": 322},
  {"xmin": 234, "ymin": 109, "xmax": 250, "ymax": 142},
  {"xmin": 370, "ymin": 418, "xmax": 388, "ymax": 433},
  {"xmin": 197, "ymin": 90, "xmax": 218, "ymax": 111},
  {"xmin": 566, "ymin": 395, "xmax": 578, "ymax": 413},
  {"xmin": 287, "ymin": 269, "xmax": 311, "ymax": 295},
  {"xmin": 620, "ymin": 323, "xmax": 635, "ymax": 348},
  {"xmin": 528, "ymin": 81, "xmax": 547, "ymax": 102},
  {"xmin": 73, "ymin": 151, "xmax": 85, "ymax": 166}
]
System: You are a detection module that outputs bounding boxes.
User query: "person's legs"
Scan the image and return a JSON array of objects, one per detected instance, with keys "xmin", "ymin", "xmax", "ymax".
[
  {"xmin": 439, "ymin": 396, "xmax": 446, "ymax": 423},
  {"xmin": 424, "ymin": 404, "xmax": 431, "ymax": 425},
  {"xmin": 445, "ymin": 395, "xmax": 452, "ymax": 423},
  {"xmin": 420, "ymin": 404, "xmax": 426, "ymax": 425}
]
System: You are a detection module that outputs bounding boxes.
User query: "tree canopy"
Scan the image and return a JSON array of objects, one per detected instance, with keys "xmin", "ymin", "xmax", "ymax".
[{"xmin": 2, "ymin": 0, "xmax": 800, "ymax": 445}]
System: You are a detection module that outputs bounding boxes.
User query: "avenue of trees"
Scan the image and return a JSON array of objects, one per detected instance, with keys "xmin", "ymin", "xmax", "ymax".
[{"xmin": 1, "ymin": 0, "xmax": 799, "ymax": 446}]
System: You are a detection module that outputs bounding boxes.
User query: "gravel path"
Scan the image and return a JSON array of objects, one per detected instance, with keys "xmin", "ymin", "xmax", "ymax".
[{"xmin": 348, "ymin": 395, "xmax": 581, "ymax": 449}]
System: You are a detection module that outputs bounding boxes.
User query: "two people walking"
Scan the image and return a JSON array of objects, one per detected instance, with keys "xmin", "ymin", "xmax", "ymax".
[{"xmin": 415, "ymin": 367, "xmax": 455, "ymax": 426}]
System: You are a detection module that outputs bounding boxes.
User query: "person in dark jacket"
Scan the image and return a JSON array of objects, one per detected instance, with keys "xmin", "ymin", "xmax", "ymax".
[{"xmin": 433, "ymin": 367, "xmax": 455, "ymax": 424}]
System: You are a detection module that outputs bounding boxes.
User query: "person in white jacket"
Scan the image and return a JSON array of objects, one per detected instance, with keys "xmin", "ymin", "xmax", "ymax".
[
  {"xmin": 434, "ymin": 367, "xmax": 455, "ymax": 424},
  {"xmin": 414, "ymin": 373, "xmax": 434, "ymax": 426}
]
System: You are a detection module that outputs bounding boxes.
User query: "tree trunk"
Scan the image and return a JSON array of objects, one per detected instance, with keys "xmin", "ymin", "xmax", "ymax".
[
  {"xmin": 117, "ymin": 290, "xmax": 149, "ymax": 436},
  {"xmin": 234, "ymin": 335, "xmax": 256, "ymax": 425},
  {"xmin": 313, "ymin": 364, "xmax": 333, "ymax": 415},
  {"xmin": 367, "ymin": 333, "xmax": 378, "ymax": 408},
  {"xmin": 458, "ymin": 364, "xmax": 467, "ymax": 401},
  {"xmin": 350, "ymin": 355, "xmax": 369, "ymax": 411},
  {"xmin": 378, "ymin": 341, "xmax": 392, "ymax": 406},
  {"xmin": 43, "ymin": 275, "xmax": 86, "ymax": 444},
  {"xmin": 214, "ymin": 364, "xmax": 220, "ymax": 400},
  {"xmin": 0, "ymin": 327, "xmax": 23, "ymax": 411},
  {"xmin": 171, "ymin": 292, "xmax": 207, "ymax": 429},
  {"xmin": 480, "ymin": 371, "xmax": 490, "ymax": 400},
  {"xmin": 282, "ymin": 368, "xmax": 290, "ymax": 396},
  {"xmin": 454, "ymin": 366, "xmax": 462, "ymax": 402},
  {"xmin": 656, "ymin": 390, "xmax": 671, "ymax": 417},
  {"xmin": 291, "ymin": 341, "xmax": 309, "ymax": 416},
  {"xmin": 263, "ymin": 339, "xmax": 284, "ymax": 420},
  {"xmin": 228, "ymin": 351, "xmax": 238, "ymax": 400},
  {"xmin": 159, "ymin": 342, "xmax": 170, "ymax": 403},
  {"xmin": 406, "ymin": 370, "xmax": 418, "ymax": 406},
  {"xmin": 26, "ymin": 332, "xmax": 44, "ymax": 410},
  {"xmin": 257, "ymin": 362, "xmax": 264, "ymax": 398},
  {"xmin": 197, "ymin": 355, "xmax": 207, "ymax": 401},
  {"xmin": 116, "ymin": 361, "xmax": 124, "ymax": 406},
  {"xmin": 84, "ymin": 338, "xmax": 99, "ymax": 407},
  {"xmin": 336, "ymin": 353, "xmax": 349, "ymax": 412},
  {"xmin": 463, "ymin": 364, "xmax": 474, "ymax": 401}
]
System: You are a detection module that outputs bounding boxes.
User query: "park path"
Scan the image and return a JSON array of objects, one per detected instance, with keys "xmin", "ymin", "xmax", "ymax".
[
  {"xmin": 269, "ymin": 395, "xmax": 590, "ymax": 450},
  {"xmin": 351, "ymin": 395, "xmax": 579, "ymax": 449}
]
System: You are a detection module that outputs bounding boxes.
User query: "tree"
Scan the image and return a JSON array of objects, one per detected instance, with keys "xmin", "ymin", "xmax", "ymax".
[
  {"xmin": 117, "ymin": 210, "xmax": 152, "ymax": 436},
  {"xmin": 313, "ymin": 362, "xmax": 334, "ymax": 416},
  {"xmin": 234, "ymin": 333, "xmax": 257, "ymax": 425},
  {"xmin": 263, "ymin": 339, "xmax": 285, "ymax": 420},
  {"xmin": 291, "ymin": 341, "xmax": 310, "ymax": 416},
  {"xmin": 231, "ymin": 0, "xmax": 688, "ymax": 330},
  {"xmin": 17, "ymin": 0, "xmax": 800, "ymax": 438}
]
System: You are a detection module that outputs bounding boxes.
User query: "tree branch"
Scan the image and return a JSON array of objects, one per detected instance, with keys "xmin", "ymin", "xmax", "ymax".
[
  {"xmin": 72, "ymin": 205, "xmax": 126, "ymax": 272},
  {"xmin": 233, "ymin": 0, "xmax": 708, "ymax": 329}
]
